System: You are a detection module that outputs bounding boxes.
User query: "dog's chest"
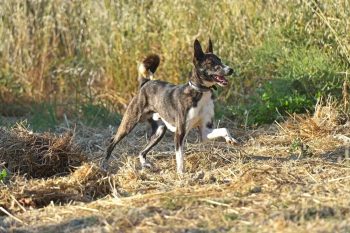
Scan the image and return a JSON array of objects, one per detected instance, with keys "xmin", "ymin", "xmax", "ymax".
[{"xmin": 186, "ymin": 92, "xmax": 214, "ymax": 130}]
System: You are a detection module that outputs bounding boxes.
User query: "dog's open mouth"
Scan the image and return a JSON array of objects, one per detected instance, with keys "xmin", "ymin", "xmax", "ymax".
[{"xmin": 214, "ymin": 75, "xmax": 228, "ymax": 86}]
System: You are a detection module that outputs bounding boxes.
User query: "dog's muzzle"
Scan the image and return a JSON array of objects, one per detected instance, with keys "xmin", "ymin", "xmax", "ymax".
[{"xmin": 213, "ymin": 67, "xmax": 234, "ymax": 86}]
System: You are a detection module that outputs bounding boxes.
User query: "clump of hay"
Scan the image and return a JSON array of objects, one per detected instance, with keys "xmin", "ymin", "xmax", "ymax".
[
  {"xmin": 279, "ymin": 98, "xmax": 345, "ymax": 140},
  {"xmin": 1, "ymin": 163, "xmax": 112, "ymax": 213},
  {"xmin": 275, "ymin": 98, "xmax": 349, "ymax": 156},
  {"xmin": 0, "ymin": 124, "xmax": 86, "ymax": 178},
  {"xmin": 70, "ymin": 163, "xmax": 112, "ymax": 198}
]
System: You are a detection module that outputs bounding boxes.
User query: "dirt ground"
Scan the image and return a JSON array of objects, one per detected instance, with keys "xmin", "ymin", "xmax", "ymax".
[{"xmin": 1, "ymin": 103, "xmax": 350, "ymax": 233}]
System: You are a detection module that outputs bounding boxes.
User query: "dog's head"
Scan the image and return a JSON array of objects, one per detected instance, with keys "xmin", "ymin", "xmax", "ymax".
[{"xmin": 193, "ymin": 39, "xmax": 234, "ymax": 87}]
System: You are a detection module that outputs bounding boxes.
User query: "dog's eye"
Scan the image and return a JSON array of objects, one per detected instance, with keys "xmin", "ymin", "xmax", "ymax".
[{"xmin": 215, "ymin": 65, "xmax": 221, "ymax": 70}]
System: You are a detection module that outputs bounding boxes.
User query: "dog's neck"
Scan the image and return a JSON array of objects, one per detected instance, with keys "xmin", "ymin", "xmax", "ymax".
[{"xmin": 189, "ymin": 68, "xmax": 216, "ymax": 92}]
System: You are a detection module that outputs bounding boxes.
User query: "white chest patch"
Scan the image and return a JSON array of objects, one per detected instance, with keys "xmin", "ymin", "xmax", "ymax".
[
  {"xmin": 186, "ymin": 92, "xmax": 214, "ymax": 131},
  {"xmin": 151, "ymin": 92, "xmax": 214, "ymax": 133}
]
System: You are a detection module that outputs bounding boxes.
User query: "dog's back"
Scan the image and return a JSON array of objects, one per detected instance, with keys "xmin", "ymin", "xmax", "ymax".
[{"xmin": 137, "ymin": 54, "xmax": 160, "ymax": 87}]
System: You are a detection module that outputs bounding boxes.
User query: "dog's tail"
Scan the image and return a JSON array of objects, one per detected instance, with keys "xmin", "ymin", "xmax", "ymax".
[{"xmin": 138, "ymin": 54, "xmax": 160, "ymax": 87}]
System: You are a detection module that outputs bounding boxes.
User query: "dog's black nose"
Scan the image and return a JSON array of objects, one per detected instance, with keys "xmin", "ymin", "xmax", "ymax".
[{"xmin": 228, "ymin": 68, "xmax": 234, "ymax": 75}]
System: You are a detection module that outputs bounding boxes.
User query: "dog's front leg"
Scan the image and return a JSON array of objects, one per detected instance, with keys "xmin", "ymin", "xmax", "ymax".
[
  {"xmin": 201, "ymin": 126, "xmax": 238, "ymax": 144},
  {"xmin": 175, "ymin": 123, "xmax": 186, "ymax": 174}
]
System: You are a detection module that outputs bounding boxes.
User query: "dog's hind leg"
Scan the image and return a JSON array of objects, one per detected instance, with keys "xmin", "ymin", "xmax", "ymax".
[
  {"xmin": 102, "ymin": 98, "xmax": 144, "ymax": 170},
  {"xmin": 147, "ymin": 118, "xmax": 159, "ymax": 139},
  {"xmin": 139, "ymin": 122, "xmax": 167, "ymax": 169}
]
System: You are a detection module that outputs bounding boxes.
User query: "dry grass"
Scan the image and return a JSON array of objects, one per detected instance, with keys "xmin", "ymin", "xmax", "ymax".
[
  {"xmin": 1, "ymin": 0, "xmax": 349, "ymax": 116},
  {"xmin": 0, "ymin": 123, "xmax": 86, "ymax": 178},
  {"xmin": 1, "ymin": 102, "xmax": 350, "ymax": 232},
  {"xmin": 0, "ymin": 163, "xmax": 111, "ymax": 213}
]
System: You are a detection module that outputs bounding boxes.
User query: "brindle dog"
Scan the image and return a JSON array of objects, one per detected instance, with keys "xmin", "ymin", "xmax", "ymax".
[{"xmin": 102, "ymin": 39, "xmax": 237, "ymax": 174}]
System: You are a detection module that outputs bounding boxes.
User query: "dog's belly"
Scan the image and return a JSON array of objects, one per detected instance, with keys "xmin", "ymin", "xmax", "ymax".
[
  {"xmin": 162, "ymin": 119, "xmax": 177, "ymax": 132},
  {"xmin": 152, "ymin": 113, "xmax": 177, "ymax": 132}
]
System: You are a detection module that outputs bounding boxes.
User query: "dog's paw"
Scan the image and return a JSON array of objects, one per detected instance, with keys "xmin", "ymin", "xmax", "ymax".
[
  {"xmin": 193, "ymin": 170, "xmax": 205, "ymax": 181},
  {"xmin": 177, "ymin": 167, "xmax": 185, "ymax": 175},
  {"xmin": 141, "ymin": 161, "xmax": 153, "ymax": 170},
  {"xmin": 141, "ymin": 161, "xmax": 160, "ymax": 173},
  {"xmin": 225, "ymin": 136, "xmax": 239, "ymax": 145},
  {"xmin": 100, "ymin": 160, "xmax": 109, "ymax": 172}
]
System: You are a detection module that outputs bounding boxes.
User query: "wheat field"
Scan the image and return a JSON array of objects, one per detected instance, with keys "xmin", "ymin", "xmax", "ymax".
[{"xmin": 1, "ymin": 0, "xmax": 349, "ymax": 117}]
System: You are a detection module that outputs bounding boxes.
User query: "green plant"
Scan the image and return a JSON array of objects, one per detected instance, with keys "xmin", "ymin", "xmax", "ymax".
[
  {"xmin": 0, "ymin": 169, "xmax": 7, "ymax": 182},
  {"xmin": 29, "ymin": 103, "xmax": 58, "ymax": 131},
  {"xmin": 224, "ymin": 213, "xmax": 239, "ymax": 221},
  {"xmin": 278, "ymin": 46, "xmax": 344, "ymax": 97},
  {"xmin": 80, "ymin": 103, "xmax": 120, "ymax": 127},
  {"xmin": 228, "ymin": 25, "xmax": 347, "ymax": 125},
  {"xmin": 230, "ymin": 79, "xmax": 314, "ymax": 125},
  {"xmin": 290, "ymin": 138, "xmax": 303, "ymax": 153}
]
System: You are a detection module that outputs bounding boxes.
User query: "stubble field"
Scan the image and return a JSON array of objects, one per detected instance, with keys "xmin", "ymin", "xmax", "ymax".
[{"xmin": 1, "ymin": 101, "xmax": 350, "ymax": 232}]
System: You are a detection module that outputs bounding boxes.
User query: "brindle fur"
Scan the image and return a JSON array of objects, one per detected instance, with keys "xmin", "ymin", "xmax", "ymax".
[{"xmin": 102, "ymin": 39, "xmax": 237, "ymax": 174}]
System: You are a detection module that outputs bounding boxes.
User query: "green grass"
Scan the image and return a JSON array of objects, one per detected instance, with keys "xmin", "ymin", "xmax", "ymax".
[
  {"xmin": 0, "ymin": 169, "xmax": 7, "ymax": 182},
  {"xmin": 0, "ymin": 101, "xmax": 120, "ymax": 131},
  {"xmin": 29, "ymin": 103, "xmax": 120, "ymax": 131},
  {"xmin": 30, "ymin": 103, "xmax": 59, "ymax": 130},
  {"xmin": 229, "ymin": 27, "xmax": 347, "ymax": 125}
]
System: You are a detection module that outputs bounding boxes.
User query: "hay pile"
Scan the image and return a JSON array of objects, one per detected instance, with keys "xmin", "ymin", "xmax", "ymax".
[
  {"xmin": 0, "ymin": 124, "xmax": 87, "ymax": 178},
  {"xmin": 0, "ymin": 163, "xmax": 111, "ymax": 213},
  {"xmin": 280, "ymin": 99, "xmax": 347, "ymax": 140},
  {"xmin": 275, "ymin": 99, "xmax": 349, "ymax": 157}
]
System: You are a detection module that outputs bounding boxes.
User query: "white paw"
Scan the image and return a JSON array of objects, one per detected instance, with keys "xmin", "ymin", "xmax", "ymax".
[
  {"xmin": 177, "ymin": 167, "xmax": 184, "ymax": 175},
  {"xmin": 225, "ymin": 136, "xmax": 239, "ymax": 145},
  {"xmin": 141, "ymin": 161, "xmax": 153, "ymax": 170}
]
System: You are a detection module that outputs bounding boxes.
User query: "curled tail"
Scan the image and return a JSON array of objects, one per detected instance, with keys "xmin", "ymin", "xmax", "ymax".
[{"xmin": 138, "ymin": 54, "xmax": 160, "ymax": 87}]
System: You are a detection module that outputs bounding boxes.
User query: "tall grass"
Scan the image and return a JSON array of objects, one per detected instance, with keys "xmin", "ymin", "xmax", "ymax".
[{"xmin": 0, "ymin": 0, "xmax": 349, "ymax": 125}]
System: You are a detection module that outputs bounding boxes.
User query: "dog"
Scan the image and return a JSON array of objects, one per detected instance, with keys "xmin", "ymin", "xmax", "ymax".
[{"xmin": 102, "ymin": 38, "xmax": 238, "ymax": 174}]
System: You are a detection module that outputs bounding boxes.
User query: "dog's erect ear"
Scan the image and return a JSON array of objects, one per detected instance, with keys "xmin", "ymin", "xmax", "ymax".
[
  {"xmin": 206, "ymin": 38, "xmax": 213, "ymax": 53},
  {"xmin": 194, "ymin": 39, "xmax": 204, "ymax": 61}
]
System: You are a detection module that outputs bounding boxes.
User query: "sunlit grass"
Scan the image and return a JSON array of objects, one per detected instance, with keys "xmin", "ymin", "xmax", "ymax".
[{"xmin": 0, "ymin": 0, "xmax": 349, "ymax": 125}]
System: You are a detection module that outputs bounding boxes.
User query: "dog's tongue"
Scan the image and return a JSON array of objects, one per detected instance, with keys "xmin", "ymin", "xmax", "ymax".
[{"xmin": 215, "ymin": 75, "xmax": 228, "ymax": 85}]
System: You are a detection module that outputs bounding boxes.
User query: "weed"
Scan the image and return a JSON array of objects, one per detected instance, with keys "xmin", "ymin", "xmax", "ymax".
[
  {"xmin": 80, "ymin": 103, "xmax": 120, "ymax": 127},
  {"xmin": 224, "ymin": 213, "xmax": 239, "ymax": 221},
  {"xmin": 229, "ymin": 31, "xmax": 347, "ymax": 125},
  {"xmin": 0, "ymin": 169, "xmax": 7, "ymax": 182},
  {"xmin": 290, "ymin": 138, "xmax": 303, "ymax": 153},
  {"xmin": 30, "ymin": 103, "xmax": 58, "ymax": 130},
  {"xmin": 162, "ymin": 198, "xmax": 182, "ymax": 211}
]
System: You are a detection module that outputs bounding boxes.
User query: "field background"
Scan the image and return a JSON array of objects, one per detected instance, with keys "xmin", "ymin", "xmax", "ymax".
[{"xmin": 1, "ymin": 0, "xmax": 350, "ymax": 232}]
